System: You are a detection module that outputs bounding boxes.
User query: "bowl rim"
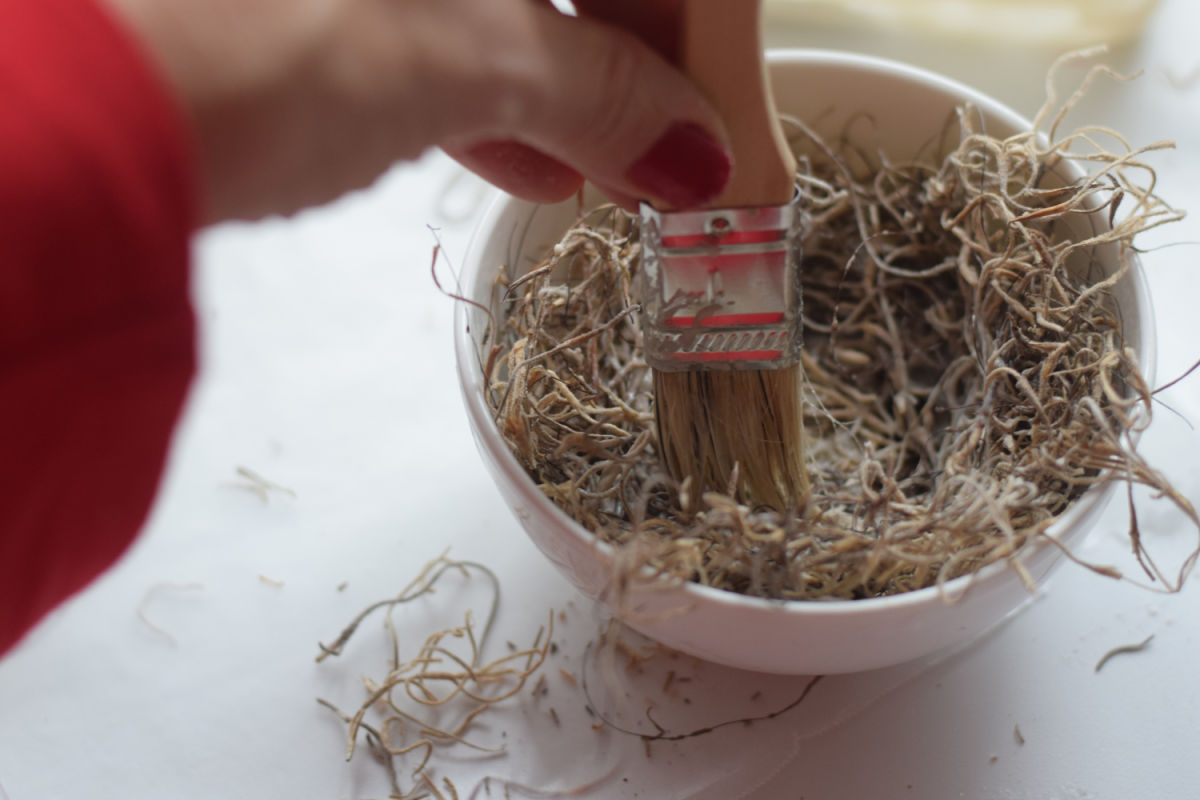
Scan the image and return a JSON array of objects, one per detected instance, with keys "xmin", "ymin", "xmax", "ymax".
[{"xmin": 453, "ymin": 48, "xmax": 1158, "ymax": 618}]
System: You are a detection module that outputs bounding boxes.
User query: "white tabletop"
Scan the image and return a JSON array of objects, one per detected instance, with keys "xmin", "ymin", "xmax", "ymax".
[{"xmin": 3, "ymin": 2, "xmax": 1199, "ymax": 798}]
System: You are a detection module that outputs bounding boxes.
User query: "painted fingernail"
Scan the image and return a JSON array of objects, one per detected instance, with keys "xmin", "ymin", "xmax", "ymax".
[{"xmin": 624, "ymin": 122, "xmax": 731, "ymax": 208}]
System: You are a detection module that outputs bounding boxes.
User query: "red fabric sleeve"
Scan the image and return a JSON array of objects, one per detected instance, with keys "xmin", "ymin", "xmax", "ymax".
[{"xmin": 0, "ymin": 0, "xmax": 198, "ymax": 655}]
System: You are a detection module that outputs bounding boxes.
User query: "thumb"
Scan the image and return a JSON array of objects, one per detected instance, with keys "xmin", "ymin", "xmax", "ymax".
[{"xmin": 449, "ymin": 6, "xmax": 731, "ymax": 210}]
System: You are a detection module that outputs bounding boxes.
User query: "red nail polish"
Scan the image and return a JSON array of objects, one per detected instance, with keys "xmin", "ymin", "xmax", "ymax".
[{"xmin": 625, "ymin": 122, "xmax": 731, "ymax": 208}]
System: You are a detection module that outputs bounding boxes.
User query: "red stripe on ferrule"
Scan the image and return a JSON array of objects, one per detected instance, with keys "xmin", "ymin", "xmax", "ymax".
[
  {"xmin": 660, "ymin": 229, "xmax": 785, "ymax": 248},
  {"xmin": 664, "ymin": 312, "xmax": 785, "ymax": 327}
]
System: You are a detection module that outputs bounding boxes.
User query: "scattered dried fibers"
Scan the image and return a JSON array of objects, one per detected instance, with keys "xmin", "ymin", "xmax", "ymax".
[
  {"xmin": 479, "ymin": 54, "xmax": 1199, "ymax": 601},
  {"xmin": 136, "ymin": 581, "xmax": 204, "ymax": 647},
  {"xmin": 317, "ymin": 555, "xmax": 551, "ymax": 800},
  {"xmin": 579, "ymin": 634, "xmax": 823, "ymax": 743},
  {"xmin": 1094, "ymin": 633, "xmax": 1155, "ymax": 673},
  {"xmin": 224, "ymin": 465, "xmax": 296, "ymax": 503}
]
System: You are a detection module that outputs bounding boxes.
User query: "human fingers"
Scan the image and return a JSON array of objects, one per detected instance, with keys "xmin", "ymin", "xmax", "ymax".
[
  {"xmin": 445, "ymin": 2, "xmax": 731, "ymax": 210},
  {"xmin": 445, "ymin": 0, "xmax": 688, "ymax": 208},
  {"xmin": 445, "ymin": 140, "xmax": 584, "ymax": 205},
  {"xmin": 101, "ymin": 0, "xmax": 730, "ymax": 219}
]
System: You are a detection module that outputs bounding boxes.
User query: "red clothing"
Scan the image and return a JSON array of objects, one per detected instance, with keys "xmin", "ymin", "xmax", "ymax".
[{"xmin": 0, "ymin": 0, "xmax": 197, "ymax": 654}]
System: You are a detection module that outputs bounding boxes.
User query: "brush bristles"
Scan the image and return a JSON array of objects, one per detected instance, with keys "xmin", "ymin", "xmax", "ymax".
[{"xmin": 653, "ymin": 366, "xmax": 809, "ymax": 511}]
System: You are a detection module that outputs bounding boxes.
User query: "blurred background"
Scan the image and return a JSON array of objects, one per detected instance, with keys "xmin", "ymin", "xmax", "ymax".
[
  {"xmin": 767, "ymin": 0, "xmax": 1159, "ymax": 48},
  {"xmin": 763, "ymin": 0, "xmax": 1172, "ymax": 112}
]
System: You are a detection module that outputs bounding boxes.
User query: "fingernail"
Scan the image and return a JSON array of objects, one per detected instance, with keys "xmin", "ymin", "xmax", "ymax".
[{"xmin": 625, "ymin": 122, "xmax": 731, "ymax": 208}]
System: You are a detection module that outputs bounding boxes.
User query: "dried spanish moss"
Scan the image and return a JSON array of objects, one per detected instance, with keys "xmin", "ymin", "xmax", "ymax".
[
  {"xmin": 579, "ymin": 636, "xmax": 823, "ymax": 742},
  {"xmin": 225, "ymin": 465, "xmax": 296, "ymax": 503},
  {"xmin": 1094, "ymin": 633, "xmax": 1155, "ymax": 673},
  {"xmin": 136, "ymin": 581, "xmax": 204, "ymax": 647},
  {"xmin": 317, "ymin": 555, "xmax": 551, "ymax": 800},
  {"xmin": 482, "ymin": 56, "xmax": 1199, "ymax": 601},
  {"xmin": 464, "ymin": 769, "xmax": 620, "ymax": 800}
]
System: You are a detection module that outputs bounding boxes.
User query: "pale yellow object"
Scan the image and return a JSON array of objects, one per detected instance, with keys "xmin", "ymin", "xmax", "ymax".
[{"xmin": 765, "ymin": 0, "xmax": 1159, "ymax": 46}]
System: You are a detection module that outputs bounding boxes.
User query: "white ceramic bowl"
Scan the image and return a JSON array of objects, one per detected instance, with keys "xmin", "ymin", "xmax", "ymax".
[{"xmin": 454, "ymin": 51, "xmax": 1156, "ymax": 674}]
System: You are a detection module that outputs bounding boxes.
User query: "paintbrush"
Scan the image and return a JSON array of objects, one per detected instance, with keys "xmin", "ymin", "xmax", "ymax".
[{"xmin": 598, "ymin": 0, "xmax": 808, "ymax": 510}]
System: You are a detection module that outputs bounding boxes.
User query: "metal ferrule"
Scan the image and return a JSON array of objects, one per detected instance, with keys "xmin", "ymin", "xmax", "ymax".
[{"xmin": 638, "ymin": 193, "xmax": 805, "ymax": 371}]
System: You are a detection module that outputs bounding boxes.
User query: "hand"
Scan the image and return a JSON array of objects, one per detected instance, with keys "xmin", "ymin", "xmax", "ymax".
[{"xmin": 102, "ymin": 0, "xmax": 732, "ymax": 222}]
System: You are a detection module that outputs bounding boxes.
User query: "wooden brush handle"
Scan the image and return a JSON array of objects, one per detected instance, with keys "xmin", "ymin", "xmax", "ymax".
[
  {"xmin": 675, "ymin": 0, "xmax": 796, "ymax": 208},
  {"xmin": 580, "ymin": 0, "xmax": 796, "ymax": 208}
]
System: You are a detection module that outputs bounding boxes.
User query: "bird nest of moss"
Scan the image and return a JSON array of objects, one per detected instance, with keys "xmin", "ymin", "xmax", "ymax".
[{"xmin": 477, "ymin": 59, "xmax": 1198, "ymax": 601}]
